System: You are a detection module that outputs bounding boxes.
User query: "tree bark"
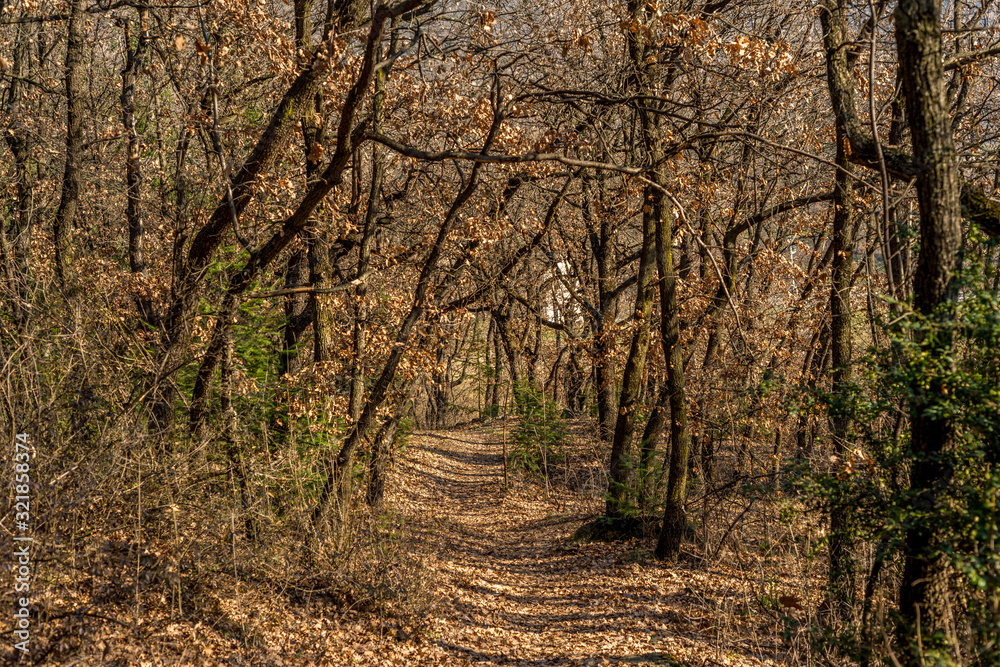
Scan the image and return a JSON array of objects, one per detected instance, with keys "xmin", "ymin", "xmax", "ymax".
[
  {"xmin": 349, "ymin": 35, "xmax": 389, "ymax": 420},
  {"xmin": 604, "ymin": 0, "xmax": 667, "ymax": 518},
  {"xmin": 121, "ymin": 6, "xmax": 154, "ymax": 323},
  {"xmin": 53, "ymin": 0, "xmax": 86, "ymax": 292},
  {"xmin": 3, "ymin": 20, "xmax": 38, "ymax": 328},
  {"xmin": 367, "ymin": 380, "xmax": 415, "ymax": 509},
  {"xmin": 894, "ymin": 0, "xmax": 962, "ymax": 659},
  {"xmin": 654, "ymin": 194, "xmax": 690, "ymax": 562},
  {"xmin": 605, "ymin": 210, "xmax": 655, "ymax": 518},
  {"xmin": 494, "ymin": 304, "xmax": 521, "ymax": 398},
  {"xmin": 828, "ymin": 124, "xmax": 856, "ymax": 608},
  {"xmin": 820, "ymin": 0, "xmax": 858, "ymax": 610},
  {"xmin": 584, "ymin": 174, "xmax": 617, "ymax": 442},
  {"xmin": 818, "ymin": 0, "xmax": 1000, "ymax": 242}
]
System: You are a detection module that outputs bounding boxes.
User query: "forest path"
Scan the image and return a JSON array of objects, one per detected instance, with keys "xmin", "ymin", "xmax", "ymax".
[{"xmin": 390, "ymin": 422, "xmax": 782, "ymax": 667}]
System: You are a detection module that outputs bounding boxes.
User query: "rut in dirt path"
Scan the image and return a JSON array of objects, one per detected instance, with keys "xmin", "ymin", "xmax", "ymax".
[{"xmin": 392, "ymin": 423, "xmax": 783, "ymax": 667}]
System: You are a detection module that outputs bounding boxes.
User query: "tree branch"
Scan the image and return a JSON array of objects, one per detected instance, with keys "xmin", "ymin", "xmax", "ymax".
[{"xmin": 944, "ymin": 44, "xmax": 1000, "ymax": 71}]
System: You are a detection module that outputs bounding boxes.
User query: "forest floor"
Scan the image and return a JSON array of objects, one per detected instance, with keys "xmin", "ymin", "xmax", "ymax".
[
  {"xmin": 18, "ymin": 419, "xmax": 811, "ymax": 666},
  {"xmin": 376, "ymin": 420, "xmax": 800, "ymax": 667}
]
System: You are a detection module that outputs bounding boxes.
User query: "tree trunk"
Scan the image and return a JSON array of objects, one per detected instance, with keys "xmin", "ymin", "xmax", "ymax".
[
  {"xmin": 585, "ymin": 174, "xmax": 616, "ymax": 442},
  {"xmin": 894, "ymin": 0, "xmax": 963, "ymax": 659},
  {"xmin": 3, "ymin": 21, "xmax": 38, "ymax": 328},
  {"xmin": 604, "ymin": 0, "xmax": 667, "ymax": 518},
  {"xmin": 367, "ymin": 381, "xmax": 415, "ymax": 510},
  {"xmin": 280, "ymin": 251, "xmax": 312, "ymax": 377},
  {"xmin": 654, "ymin": 191, "xmax": 691, "ymax": 563},
  {"xmin": 827, "ymin": 123, "xmax": 856, "ymax": 608},
  {"xmin": 821, "ymin": 0, "xmax": 858, "ymax": 607},
  {"xmin": 484, "ymin": 317, "xmax": 499, "ymax": 416},
  {"xmin": 350, "ymin": 44, "xmax": 389, "ymax": 420},
  {"xmin": 54, "ymin": 0, "xmax": 86, "ymax": 292},
  {"xmin": 566, "ymin": 350, "xmax": 586, "ymax": 414},
  {"xmin": 494, "ymin": 304, "xmax": 521, "ymax": 402},
  {"xmin": 218, "ymin": 321, "xmax": 255, "ymax": 538},
  {"xmin": 605, "ymin": 211, "xmax": 655, "ymax": 518},
  {"xmin": 121, "ymin": 6, "xmax": 154, "ymax": 323}
]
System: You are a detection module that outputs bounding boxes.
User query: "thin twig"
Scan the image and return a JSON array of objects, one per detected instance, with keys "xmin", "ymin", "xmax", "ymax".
[{"xmin": 244, "ymin": 272, "xmax": 372, "ymax": 298}]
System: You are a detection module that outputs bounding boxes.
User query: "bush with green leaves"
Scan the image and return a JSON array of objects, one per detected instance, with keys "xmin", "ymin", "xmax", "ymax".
[{"xmin": 792, "ymin": 232, "xmax": 1000, "ymax": 665}]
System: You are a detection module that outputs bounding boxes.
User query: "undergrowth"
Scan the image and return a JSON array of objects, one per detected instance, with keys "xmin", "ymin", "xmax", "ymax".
[
  {"xmin": 509, "ymin": 382, "xmax": 566, "ymax": 480},
  {"xmin": 0, "ymin": 286, "xmax": 430, "ymax": 663}
]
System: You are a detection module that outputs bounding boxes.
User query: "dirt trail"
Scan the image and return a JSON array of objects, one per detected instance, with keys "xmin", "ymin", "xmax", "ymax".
[{"xmin": 391, "ymin": 424, "xmax": 784, "ymax": 667}]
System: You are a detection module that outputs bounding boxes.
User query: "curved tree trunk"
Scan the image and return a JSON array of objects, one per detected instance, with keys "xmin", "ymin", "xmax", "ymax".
[
  {"xmin": 312, "ymin": 112, "xmax": 504, "ymax": 526},
  {"xmin": 367, "ymin": 381, "xmax": 416, "ymax": 510},
  {"xmin": 150, "ymin": 0, "xmax": 423, "ymax": 430}
]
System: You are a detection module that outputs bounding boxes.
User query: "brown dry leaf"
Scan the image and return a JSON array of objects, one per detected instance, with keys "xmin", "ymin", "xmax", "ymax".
[{"xmin": 308, "ymin": 142, "xmax": 325, "ymax": 163}]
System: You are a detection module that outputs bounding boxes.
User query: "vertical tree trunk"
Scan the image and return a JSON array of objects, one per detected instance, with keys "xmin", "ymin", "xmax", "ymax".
[
  {"xmin": 821, "ymin": 0, "xmax": 859, "ymax": 603},
  {"xmin": 796, "ymin": 323, "xmax": 830, "ymax": 459},
  {"xmin": 894, "ymin": 0, "xmax": 963, "ymax": 659},
  {"xmin": 430, "ymin": 345, "xmax": 448, "ymax": 428},
  {"xmin": 604, "ymin": 0, "xmax": 665, "ymax": 518},
  {"xmin": 297, "ymin": 0, "xmax": 339, "ymax": 365},
  {"xmin": 309, "ymin": 246, "xmax": 337, "ymax": 363},
  {"xmin": 492, "ymin": 314, "xmax": 504, "ymax": 413},
  {"xmin": 349, "ymin": 41, "xmax": 389, "ymax": 420},
  {"xmin": 54, "ymin": 0, "xmax": 86, "ymax": 292},
  {"xmin": 566, "ymin": 350, "xmax": 585, "ymax": 414},
  {"xmin": 605, "ymin": 211, "xmax": 655, "ymax": 518},
  {"xmin": 483, "ymin": 317, "xmax": 498, "ymax": 416},
  {"xmin": 280, "ymin": 251, "xmax": 312, "ymax": 377},
  {"xmin": 654, "ymin": 193, "xmax": 691, "ymax": 562},
  {"xmin": 827, "ymin": 121, "xmax": 856, "ymax": 608},
  {"xmin": 585, "ymin": 174, "xmax": 616, "ymax": 442},
  {"xmin": 887, "ymin": 79, "xmax": 910, "ymax": 302},
  {"xmin": 276, "ymin": 0, "xmax": 320, "ymax": 376},
  {"xmin": 636, "ymin": 382, "xmax": 668, "ymax": 512},
  {"xmin": 219, "ymin": 321, "xmax": 255, "ymax": 538},
  {"xmin": 820, "ymin": 0, "xmax": 874, "ymax": 620},
  {"xmin": 190, "ymin": 294, "xmax": 237, "ymax": 439},
  {"xmin": 494, "ymin": 304, "xmax": 521, "ymax": 400},
  {"xmin": 3, "ymin": 21, "xmax": 38, "ymax": 328},
  {"xmin": 121, "ymin": 6, "xmax": 154, "ymax": 323}
]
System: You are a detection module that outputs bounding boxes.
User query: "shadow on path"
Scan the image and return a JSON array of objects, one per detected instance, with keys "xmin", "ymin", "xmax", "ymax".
[{"xmin": 391, "ymin": 427, "xmax": 725, "ymax": 666}]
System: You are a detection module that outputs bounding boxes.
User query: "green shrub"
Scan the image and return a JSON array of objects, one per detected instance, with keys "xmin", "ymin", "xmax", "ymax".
[
  {"xmin": 792, "ymin": 230, "xmax": 1000, "ymax": 665},
  {"xmin": 509, "ymin": 382, "xmax": 565, "ymax": 480}
]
